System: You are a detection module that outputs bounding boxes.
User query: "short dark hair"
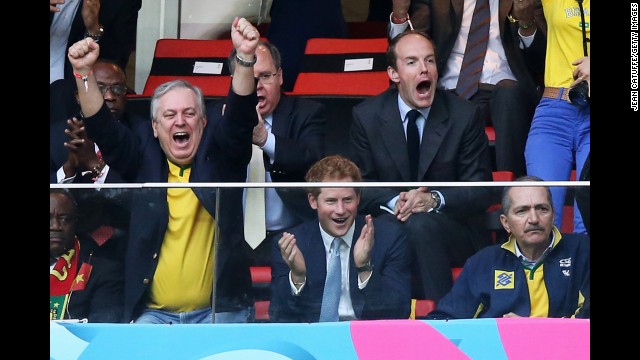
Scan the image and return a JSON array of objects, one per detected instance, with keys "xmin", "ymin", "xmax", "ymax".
[
  {"xmin": 386, "ymin": 30, "xmax": 436, "ymax": 70},
  {"xmin": 305, "ymin": 155, "xmax": 362, "ymax": 198},
  {"xmin": 501, "ymin": 175, "xmax": 553, "ymax": 215},
  {"xmin": 50, "ymin": 188, "xmax": 78, "ymax": 212}
]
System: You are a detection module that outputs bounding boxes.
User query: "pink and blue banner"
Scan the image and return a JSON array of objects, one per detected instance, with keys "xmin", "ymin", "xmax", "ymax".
[{"xmin": 51, "ymin": 318, "xmax": 589, "ymax": 359}]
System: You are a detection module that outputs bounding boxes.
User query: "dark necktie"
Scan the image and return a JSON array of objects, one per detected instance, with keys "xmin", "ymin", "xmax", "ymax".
[
  {"xmin": 406, "ymin": 109, "xmax": 421, "ymax": 181},
  {"xmin": 319, "ymin": 238, "xmax": 342, "ymax": 322},
  {"xmin": 456, "ymin": 0, "xmax": 491, "ymax": 99}
]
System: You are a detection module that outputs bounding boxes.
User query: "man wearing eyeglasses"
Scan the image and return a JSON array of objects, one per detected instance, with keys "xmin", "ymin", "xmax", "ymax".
[
  {"xmin": 50, "ymin": 58, "xmax": 145, "ymax": 184},
  {"xmin": 227, "ymin": 41, "xmax": 327, "ymax": 267}
]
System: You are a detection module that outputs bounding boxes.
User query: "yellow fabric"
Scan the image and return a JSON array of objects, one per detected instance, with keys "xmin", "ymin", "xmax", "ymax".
[
  {"xmin": 148, "ymin": 161, "xmax": 216, "ymax": 312},
  {"xmin": 409, "ymin": 299, "xmax": 416, "ymax": 319},
  {"xmin": 524, "ymin": 265, "xmax": 550, "ymax": 317},
  {"xmin": 542, "ymin": 0, "xmax": 590, "ymax": 88}
]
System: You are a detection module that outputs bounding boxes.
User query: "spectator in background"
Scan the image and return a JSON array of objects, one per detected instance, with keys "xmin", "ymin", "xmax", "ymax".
[
  {"xmin": 350, "ymin": 30, "xmax": 493, "ymax": 303},
  {"xmin": 426, "ymin": 176, "xmax": 590, "ymax": 319},
  {"xmin": 50, "ymin": 58, "xmax": 145, "ymax": 185},
  {"xmin": 270, "ymin": 155, "xmax": 411, "ymax": 322},
  {"xmin": 50, "ymin": 58, "xmax": 146, "ymax": 265},
  {"xmin": 524, "ymin": 0, "xmax": 590, "ymax": 234},
  {"xmin": 228, "ymin": 41, "xmax": 327, "ymax": 266},
  {"xmin": 50, "ymin": 189, "xmax": 124, "ymax": 322},
  {"xmin": 267, "ymin": 0, "xmax": 348, "ymax": 91},
  {"xmin": 387, "ymin": 0, "xmax": 546, "ymax": 178},
  {"xmin": 50, "ymin": 0, "xmax": 142, "ymax": 124},
  {"xmin": 67, "ymin": 17, "xmax": 260, "ymax": 324}
]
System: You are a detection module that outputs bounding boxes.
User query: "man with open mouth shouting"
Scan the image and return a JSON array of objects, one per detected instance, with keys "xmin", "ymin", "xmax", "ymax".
[
  {"xmin": 67, "ymin": 16, "xmax": 261, "ymax": 324},
  {"xmin": 349, "ymin": 30, "xmax": 494, "ymax": 305}
]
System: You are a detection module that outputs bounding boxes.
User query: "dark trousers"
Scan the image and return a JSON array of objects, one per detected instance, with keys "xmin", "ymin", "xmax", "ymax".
[
  {"xmin": 468, "ymin": 79, "xmax": 535, "ymax": 177},
  {"xmin": 379, "ymin": 212, "xmax": 491, "ymax": 302},
  {"xmin": 248, "ymin": 230, "xmax": 285, "ymax": 267}
]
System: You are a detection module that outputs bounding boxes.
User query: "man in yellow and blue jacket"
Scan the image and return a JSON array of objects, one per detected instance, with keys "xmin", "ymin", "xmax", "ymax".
[{"xmin": 427, "ymin": 176, "xmax": 589, "ymax": 319}]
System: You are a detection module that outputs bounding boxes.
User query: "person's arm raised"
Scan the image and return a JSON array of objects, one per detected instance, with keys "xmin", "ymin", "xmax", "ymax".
[
  {"xmin": 67, "ymin": 38, "xmax": 103, "ymax": 118},
  {"xmin": 229, "ymin": 17, "xmax": 260, "ymax": 96}
]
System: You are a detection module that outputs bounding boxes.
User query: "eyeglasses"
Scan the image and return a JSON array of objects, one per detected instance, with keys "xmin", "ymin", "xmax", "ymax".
[
  {"xmin": 98, "ymin": 84, "xmax": 128, "ymax": 96},
  {"xmin": 255, "ymin": 72, "xmax": 279, "ymax": 84},
  {"xmin": 50, "ymin": 214, "xmax": 77, "ymax": 226}
]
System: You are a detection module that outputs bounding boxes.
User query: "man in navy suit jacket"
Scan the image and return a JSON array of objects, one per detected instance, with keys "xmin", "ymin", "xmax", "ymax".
[
  {"xmin": 229, "ymin": 41, "xmax": 327, "ymax": 265},
  {"xmin": 68, "ymin": 18, "xmax": 261, "ymax": 324},
  {"xmin": 270, "ymin": 155, "xmax": 411, "ymax": 322}
]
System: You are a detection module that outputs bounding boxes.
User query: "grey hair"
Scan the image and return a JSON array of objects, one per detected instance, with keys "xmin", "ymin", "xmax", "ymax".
[
  {"xmin": 149, "ymin": 79, "xmax": 205, "ymax": 122},
  {"xmin": 501, "ymin": 175, "xmax": 553, "ymax": 215}
]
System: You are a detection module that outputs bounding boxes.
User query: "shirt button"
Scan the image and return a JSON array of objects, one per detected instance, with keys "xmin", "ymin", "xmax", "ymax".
[
  {"xmin": 153, "ymin": 253, "xmax": 158, "ymax": 259},
  {"xmin": 143, "ymin": 278, "xmax": 150, "ymax": 284}
]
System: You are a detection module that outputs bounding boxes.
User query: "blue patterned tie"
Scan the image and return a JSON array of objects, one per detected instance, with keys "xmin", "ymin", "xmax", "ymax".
[
  {"xmin": 456, "ymin": 0, "xmax": 491, "ymax": 99},
  {"xmin": 319, "ymin": 238, "xmax": 342, "ymax": 322}
]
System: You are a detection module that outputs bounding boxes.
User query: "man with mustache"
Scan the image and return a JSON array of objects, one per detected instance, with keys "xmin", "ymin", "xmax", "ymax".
[{"xmin": 426, "ymin": 176, "xmax": 590, "ymax": 319}]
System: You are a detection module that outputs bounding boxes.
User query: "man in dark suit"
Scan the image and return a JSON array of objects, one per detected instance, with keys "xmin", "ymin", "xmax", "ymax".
[
  {"xmin": 50, "ymin": 58, "xmax": 145, "ymax": 184},
  {"xmin": 50, "ymin": 189, "xmax": 124, "ymax": 323},
  {"xmin": 50, "ymin": 59, "xmax": 144, "ymax": 265},
  {"xmin": 270, "ymin": 155, "xmax": 411, "ymax": 322},
  {"xmin": 228, "ymin": 41, "xmax": 326, "ymax": 266},
  {"xmin": 350, "ymin": 30, "xmax": 494, "ymax": 302},
  {"xmin": 68, "ymin": 18, "xmax": 261, "ymax": 324},
  {"xmin": 50, "ymin": 0, "xmax": 142, "ymax": 125},
  {"xmin": 388, "ymin": 0, "xmax": 546, "ymax": 177}
]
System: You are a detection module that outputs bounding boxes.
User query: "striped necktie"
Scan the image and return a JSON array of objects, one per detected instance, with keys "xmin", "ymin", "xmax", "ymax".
[{"xmin": 456, "ymin": 0, "xmax": 491, "ymax": 99}]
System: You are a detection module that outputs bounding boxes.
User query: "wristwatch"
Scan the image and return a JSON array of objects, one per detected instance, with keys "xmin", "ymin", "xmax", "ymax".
[
  {"xmin": 430, "ymin": 191, "xmax": 442, "ymax": 209},
  {"xmin": 235, "ymin": 53, "xmax": 257, "ymax": 67},
  {"xmin": 356, "ymin": 261, "xmax": 373, "ymax": 273},
  {"xmin": 85, "ymin": 25, "xmax": 104, "ymax": 42}
]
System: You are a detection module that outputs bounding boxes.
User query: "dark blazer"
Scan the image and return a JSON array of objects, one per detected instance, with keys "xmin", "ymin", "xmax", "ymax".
[
  {"xmin": 66, "ymin": 249, "xmax": 125, "ymax": 323},
  {"xmin": 50, "ymin": 0, "xmax": 142, "ymax": 77},
  {"xmin": 269, "ymin": 215, "xmax": 412, "ymax": 322},
  {"xmin": 83, "ymin": 89, "xmax": 258, "ymax": 322},
  {"xmin": 350, "ymin": 88, "xmax": 493, "ymax": 220},
  {"xmin": 50, "ymin": 111, "xmax": 147, "ymax": 183},
  {"xmin": 266, "ymin": 94, "xmax": 326, "ymax": 221},
  {"xmin": 50, "ymin": 0, "xmax": 141, "ymax": 125},
  {"xmin": 404, "ymin": 0, "xmax": 546, "ymax": 99}
]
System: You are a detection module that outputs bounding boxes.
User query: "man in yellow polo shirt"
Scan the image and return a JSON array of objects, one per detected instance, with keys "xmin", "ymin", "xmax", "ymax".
[{"xmin": 68, "ymin": 17, "xmax": 261, "ymax": 323}]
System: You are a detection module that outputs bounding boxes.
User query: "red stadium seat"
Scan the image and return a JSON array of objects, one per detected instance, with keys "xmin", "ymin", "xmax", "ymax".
[
  {"xmin": 411, "ymin": 267, "xmax": 464, "ymax": 319},
  {"xmin": 290, "ymin": 38, "xmax": 391, "ymax": 96},
  {"xmin": 143, "ymin": 39, "xmax": 234, "ymax": 97},
  {"xmin": 250, "ymin": 266, "xmax": 272, "ymax": 322}
]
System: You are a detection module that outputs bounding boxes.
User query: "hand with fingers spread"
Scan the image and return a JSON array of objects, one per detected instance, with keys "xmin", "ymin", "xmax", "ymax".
[
  {"xmin": 278, "ymin": 232, "xmax": 307, "ymax": 285},
  {"xmin": 353, "ymin": 215, "xmax": 375, "ymax": 279}
]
